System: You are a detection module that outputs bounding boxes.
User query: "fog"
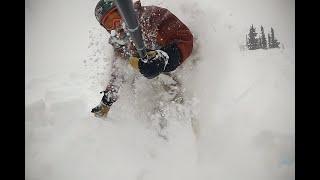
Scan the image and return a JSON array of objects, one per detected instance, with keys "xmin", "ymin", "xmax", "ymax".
[{"xmin": 26, "ymin": 0, "xmax": 294, "ymax": 179}]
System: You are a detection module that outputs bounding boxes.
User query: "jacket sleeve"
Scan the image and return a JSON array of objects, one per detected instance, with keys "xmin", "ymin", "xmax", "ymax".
[
  {"xmin": 157, "ymin": 9, "xmax": 193, "ymax": 71},
  {"xmin": 160, "ymin": 42, "xmax": 181, "ymax": 72}
]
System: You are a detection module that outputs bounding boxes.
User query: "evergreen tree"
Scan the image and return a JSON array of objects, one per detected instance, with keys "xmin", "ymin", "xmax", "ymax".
[
  {"xmin": 247, "ymin": 25, "xmax": 259, "ymax": 50},
  {"xmin": 246, "ymin": 34, "xmax": 248, "ymax": 48},
  {"xmin": 268, "ymin": 33, "xmax": 271, "ymax": 48},
  {"xmin": 270, "ymin": 27, "xmax": 280, "ymax": 48},
  {"xmin": 260, "ymin": 26, "xmax": 267, "ymax": 49},
  {"xmin": 258, "ymin": 36, "xmax": 262, "ymax": 49}
]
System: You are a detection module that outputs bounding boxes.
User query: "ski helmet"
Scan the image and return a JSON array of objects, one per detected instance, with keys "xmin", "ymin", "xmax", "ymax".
[{"xmin": 95, "ymin": 0, "xmax": 116, "ymax": 24}]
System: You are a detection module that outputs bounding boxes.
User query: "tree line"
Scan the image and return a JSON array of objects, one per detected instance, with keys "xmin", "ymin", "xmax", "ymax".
[{"xmin": 246, "ymin": 25, "xmax": 280, "ymax": 50}]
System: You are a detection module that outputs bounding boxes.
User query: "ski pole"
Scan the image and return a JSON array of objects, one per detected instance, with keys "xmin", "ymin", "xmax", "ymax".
[{"xmin": 114, "ymin": 0, "xmax": 147, "ymax": 60}]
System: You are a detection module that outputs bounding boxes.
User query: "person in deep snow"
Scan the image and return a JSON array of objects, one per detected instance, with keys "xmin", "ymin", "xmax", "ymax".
[{"xmin": 91, "ymin": 0, "xmax": 193, "ymax": 118}]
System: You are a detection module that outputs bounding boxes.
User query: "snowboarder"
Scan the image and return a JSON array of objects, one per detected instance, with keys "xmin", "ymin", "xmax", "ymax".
[{"xmin": 91, "ymin": 0, "xmax": 193, "ymax": 118}]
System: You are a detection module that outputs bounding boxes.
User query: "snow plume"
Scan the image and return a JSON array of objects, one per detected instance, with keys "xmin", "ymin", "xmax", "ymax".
[{"xmin": 26, "ymin": 0, "xmax": 294, "ymax": 180}]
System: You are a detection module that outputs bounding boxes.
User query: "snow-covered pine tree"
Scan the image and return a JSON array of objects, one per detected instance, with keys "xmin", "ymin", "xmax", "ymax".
[
  {"xmin": 270, "ymin": 27, "xmax": 280, "ymax": 48},
  {"xmin": 268, "ymin": 33, "xmax": 271, "ymax": 48},
  {"xmin": 247, "ymin": 25, "xmax": 259, "ymax": 50},
  {"xmin": 260, "ymin": 26, "xmax": 268, "ymax": 49},
  {"xmin": 258, "ymin": 36, "xmax": 262, "ymax": 49},
  {"xmin": 246, "ymin": 34, "xmax": 248, "ymax": 48}
]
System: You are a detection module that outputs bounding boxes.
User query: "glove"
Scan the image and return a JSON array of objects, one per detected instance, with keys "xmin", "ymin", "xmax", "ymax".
[
  {"xmin": 129, "ymin": 50, "xmax": 169, "ymax": 79},
  {"xmin": 91, "ymin": 102, "xmax": 110, "ymax": 118},
  {"xmin": 91, "ymin": 85, "xmax": 119, "ymax": 118}
]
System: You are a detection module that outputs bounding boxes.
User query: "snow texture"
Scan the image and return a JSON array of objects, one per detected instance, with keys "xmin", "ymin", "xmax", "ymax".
[{"xmin": 26, "ymin": 0, "xmax": 294, "ymax": 180}]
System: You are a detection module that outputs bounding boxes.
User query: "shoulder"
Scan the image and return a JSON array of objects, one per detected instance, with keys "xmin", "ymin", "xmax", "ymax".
[
  {"xmin": 136, "ymin": 3, "xmax": 172, "ymax": 20},
  {"xmin": 145, "ymin": 6, "xmax": 171, "ymax": 17}
]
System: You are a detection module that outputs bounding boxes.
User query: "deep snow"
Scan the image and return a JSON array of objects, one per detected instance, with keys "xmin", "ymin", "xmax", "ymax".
[{"xmin": 26, "ymin": 0, "xmax": 294, "ymax": 180}]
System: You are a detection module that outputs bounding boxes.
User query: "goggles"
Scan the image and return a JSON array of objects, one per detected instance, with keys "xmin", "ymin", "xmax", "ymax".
[{"xmin": 101, "ymin": 7, "xmax": 123, "ymax": 31}]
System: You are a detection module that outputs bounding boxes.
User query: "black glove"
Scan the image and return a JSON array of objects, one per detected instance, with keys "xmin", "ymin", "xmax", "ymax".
[
  {"xmin": 138, "ymin": 50, "xmax": 169, "ymax": 79},
  {"xmin": 129, "ymin": 43, "xmax": 181, "ymax": 79}
]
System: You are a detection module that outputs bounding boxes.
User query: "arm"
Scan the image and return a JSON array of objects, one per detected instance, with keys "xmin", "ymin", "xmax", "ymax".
[
  {"xmin": 91, "ymin": 55, "xmax": 125, "ymax": 118},
  {"xmin": 157, "ymin": 10, "xmax": 193, "ymax": 71},
  {"xmin": 129, "ymin": 9, "xmax": 193, "ymax": 78},
  {"xmin": 102, "ymin": 57, "xmax": 122, "ymax": 105}
]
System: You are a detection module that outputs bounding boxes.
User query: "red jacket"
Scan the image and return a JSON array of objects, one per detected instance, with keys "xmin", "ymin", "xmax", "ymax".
[
  {"xmin": 107, "ymin": 1, "xmax": 193, "ymax": 67},
  {"xmin": 134, "ymin": 1, "xmax": 193, "ymax": 63}
]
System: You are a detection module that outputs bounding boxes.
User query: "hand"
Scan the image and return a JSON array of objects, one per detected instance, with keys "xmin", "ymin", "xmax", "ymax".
[
  {"xmin": 91, "ymin": 85, "xmax": 119, "ymax": 118},
  {"xmin": 129, "ymin": 50, "xmax": 169, "ymax": 79},
  {"xmin": 91, "ymin": 102, "xmax": 110, "ymax": 118}
]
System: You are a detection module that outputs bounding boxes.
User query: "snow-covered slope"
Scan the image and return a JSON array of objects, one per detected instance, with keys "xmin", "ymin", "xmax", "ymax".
[{"xmin": 26, "ymin": 0, "xmax": 294, "ymax": 180}]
